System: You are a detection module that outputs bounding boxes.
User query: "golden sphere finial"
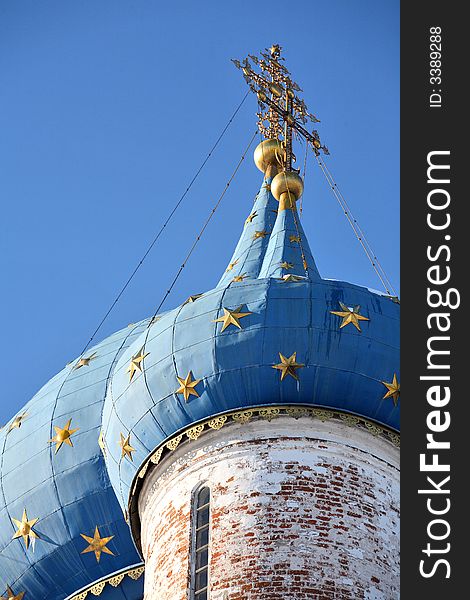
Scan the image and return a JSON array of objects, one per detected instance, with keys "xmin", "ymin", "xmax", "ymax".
[
  {"xmin": 254, "ymin": 139, "xmax": 284, "ymax": 177},
  {"xmin": 271, "ymin": 171, "xmax": 304, "ymax": 210}
]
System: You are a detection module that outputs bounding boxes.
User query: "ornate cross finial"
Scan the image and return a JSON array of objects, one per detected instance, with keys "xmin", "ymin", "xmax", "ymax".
[{"xmin": 232, "ymin": 45, "xmax": 329, "ymax": 171}]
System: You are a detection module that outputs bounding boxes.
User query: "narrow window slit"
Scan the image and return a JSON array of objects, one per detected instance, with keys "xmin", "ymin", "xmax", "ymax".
[{"xmin": 191, "ymin": 486, "xmax": 211, "ymax": 600}]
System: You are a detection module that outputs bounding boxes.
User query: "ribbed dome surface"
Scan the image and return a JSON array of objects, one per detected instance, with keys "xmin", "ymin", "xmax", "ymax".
[
  {"xmin": 1, "ymin": 175, "xmax": 399, "ymax": 598},
  {"xmin": 102, "ymin": 178, "xmax": 400, "ymax": 511},
  {"xmin": 0, "ymin": 323, "xmax": 146, "ymax": 599}
]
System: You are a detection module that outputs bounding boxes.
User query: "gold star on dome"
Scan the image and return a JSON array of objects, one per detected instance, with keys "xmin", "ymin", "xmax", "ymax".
[
  {"xmin": 1, "ymin": 586, "xmax": 24, "ymax": 600},
  {"xmin": 213, "ymin": 306, "xmax": 252, "ymax": 332},
  {"xmin": 149, "ymin": 315, "xmax": 161, "ymax": 325},
  {"xmin": 281, "ymin": 274, "xmax": 304, "ymax": 282},
  {"xmin": 183, "ymin": 294, "xmax": 202, "ymax": 305},
  {"xmin": 245, "ymin": 211, "xmax": 258, "ymax": 225},
  {"xmin": 273, "ymin": 352, "xmax": 305, "ymax": 381},
  {"xmin": 280, "ymin": 261, "xmax": 294, "ymax": 270},
  {"xmin": 226, "ymin": 259, "xmax": 239, "ymax": 272},
  {"xmin": 382, "ymin": 374, "xmax": 400, "ymax": 406},
  {"xmin": 330, "ymin": 302, "xmax": 370, "ymax": 332},
  {"xmin": 176, "ymin": 371, "xmax": 201, "ymax": 402},
  {"xmin": 253, "ymin": 230, "xmax": 268, "ymax": 239},
  {"xmin": 80, "ymin": 526, "xmax": 114, "ymax": 562},
  {"xmin": 50, "ymin": 419, "xmax": 79, "ymax": 454},
  {"xmin": 263, "ymin": 183, "xmax": 271, "ymax": 191},
  {"xmin": 232, "ymin": 273, "xmax": 248, "ymax": 282},
  {"xmin": 74, "ymin": 351, "xmax": 97, "ymax": 370},
  {"xmin": 289, "ymin": 234, "xmax": 301, "ymax": 243},
  {"xmin": 119, "ymin": 433, "xmax": 135, "ymax": 461},
  {"xmin": 127, "ymin": 346, "xmax": 149, "ymax": 382},
  {"xmin": 8, "ymin": 412, "xmax": 28, "ymax": 433},
  {"xmin": 11, "ymin": 509, "xmax": 39, "ymax": 550}
]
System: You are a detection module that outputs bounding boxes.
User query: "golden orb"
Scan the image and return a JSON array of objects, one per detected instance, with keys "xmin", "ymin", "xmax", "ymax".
[
  {"xmin": 271, "ymin": 171, "xmax": 304, "ymax": 210},
  {"xmin": 254, "ymin": 139, "xmax": 284, "ymax": 175},
  {"xmin": 268, "ymin": 83, "xmax": 283, "ymax": 98}
]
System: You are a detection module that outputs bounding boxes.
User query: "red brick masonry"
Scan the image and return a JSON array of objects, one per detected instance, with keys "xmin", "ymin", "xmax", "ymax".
[{"xmin": 139, "ymin": 417, "xmax": 400, "ymax": 600}]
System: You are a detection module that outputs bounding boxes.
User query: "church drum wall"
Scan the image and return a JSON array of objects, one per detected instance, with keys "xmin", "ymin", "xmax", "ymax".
[{"xmin": 138, "ymin": 416, "xmax": 399, "ymax": 600}]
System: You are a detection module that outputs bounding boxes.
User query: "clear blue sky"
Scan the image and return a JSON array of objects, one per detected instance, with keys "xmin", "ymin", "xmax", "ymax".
[{"xmin": 0, "ymin": 0, "xmax": 399, "ymax": 424}]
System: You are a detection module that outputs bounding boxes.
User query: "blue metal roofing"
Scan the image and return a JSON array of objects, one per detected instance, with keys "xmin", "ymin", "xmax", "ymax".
[
  {"xmin": 0, "ymin": 324, "xmax": 146, "ymax": 599},
  {"xmin": 216, "ymin": 178, "xmax": 279, "ymax": 287},
  {"xmin": 102, "ymin": 177, "xmax": 400, "ymax": 511},
  {"xmin": 1, "ymin": 174, "xmax": 399, "ymax": 597}
]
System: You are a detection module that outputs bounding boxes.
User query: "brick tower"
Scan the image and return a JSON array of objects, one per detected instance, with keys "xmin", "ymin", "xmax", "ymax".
[{"xmin": 138, "ymin": 417, "xmax": 399, "ymax": 599}]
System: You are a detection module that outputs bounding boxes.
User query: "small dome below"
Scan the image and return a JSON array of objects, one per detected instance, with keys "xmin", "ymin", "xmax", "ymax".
[{"xmin": 0, "ymin": 323, "xmax": 146, "ymax": 599}]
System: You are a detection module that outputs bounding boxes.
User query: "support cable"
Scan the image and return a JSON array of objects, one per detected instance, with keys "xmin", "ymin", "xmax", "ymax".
[
  {"xmin": 147, "ymin": 129, "xmax": 259, "ymax": 325},
  {"xmin": 78, "ymin": 91, "xmax": 250, "ymax": 357},
  {"xmin": 315, "ymin": 154, "xmax": 397, "ymax": 297},
  {"xmin": 299, "ymin": 141, "xmax": 309, "ymax": 216}
]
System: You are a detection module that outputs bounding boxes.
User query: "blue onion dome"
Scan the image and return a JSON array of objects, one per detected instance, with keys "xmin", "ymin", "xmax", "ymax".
[
  {"xmin": 101, "ymin": 149, "xmax": 400, "ymax": 548},
  {"xmin": 0, "ymin": 323, "xmax": 146, "ymax": 599}
]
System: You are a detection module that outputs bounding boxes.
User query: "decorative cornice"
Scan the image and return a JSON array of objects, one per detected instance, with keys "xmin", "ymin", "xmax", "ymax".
[
  {"xmin": 67, "ymin": 564, "xmax": 144, "ymax": 600},
  {"xmin": 128, "ymin": 404, "xmax": 400, "ymax": 553}
]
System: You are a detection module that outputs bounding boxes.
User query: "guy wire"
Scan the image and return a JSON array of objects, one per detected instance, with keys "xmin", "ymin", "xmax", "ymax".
[{"xmin": 78, "ymin": 91, "xmax": 250, "ymax": 357}]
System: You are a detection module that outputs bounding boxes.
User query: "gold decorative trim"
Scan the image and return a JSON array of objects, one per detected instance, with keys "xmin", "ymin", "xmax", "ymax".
[
  {"xmin": 131, "ymin": 405, "xmax": 399, "ymax": 497},
  {"xmin": 259, "ymin": 407, "xmax": 280, "ymax": 421},
  {"xmin": 286, "ymin": 406, "xmax": 309, "ymax": 419},
  {"xmin": 232, "ymin": 410, "xmax": 253, "ymax": 423},
  {"xmin": 313, "ymin": 409, "xmax": 333, "ymax": 422},
  {"xmin": 128, "ymin": 566, "xmax": 145, "ymax": 579},
  {"xmin": 208, "ymin": 415, "xmax": 227, "ymax": 430},
  {"xmin": 108, "ymin": 574, "xmax": 124, "ymax": 587},
  {"xmin": 150, "ymin": 446, "xmax": 164, "ymax": 464},
  {"xmin": 166, "ymin": 434, "xmax": 182, "ymax": 451},
  {"xmin": 127, "ymin": 404, "xmax": 400, "ymax": 554},
  {"xmin": 90, "ymin": 582, "xmax": 105, "ymax": 596},
  {"xmin": 67, "ymin": 564, "xmax": 144, "ymax": 600},
  {"xmin": 187, "ymin": 424, "xmax": 205, "ymax": 440},
  {"xmin": 339, "ymin": 414, "xmax": 360, "ymax": 427}
]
